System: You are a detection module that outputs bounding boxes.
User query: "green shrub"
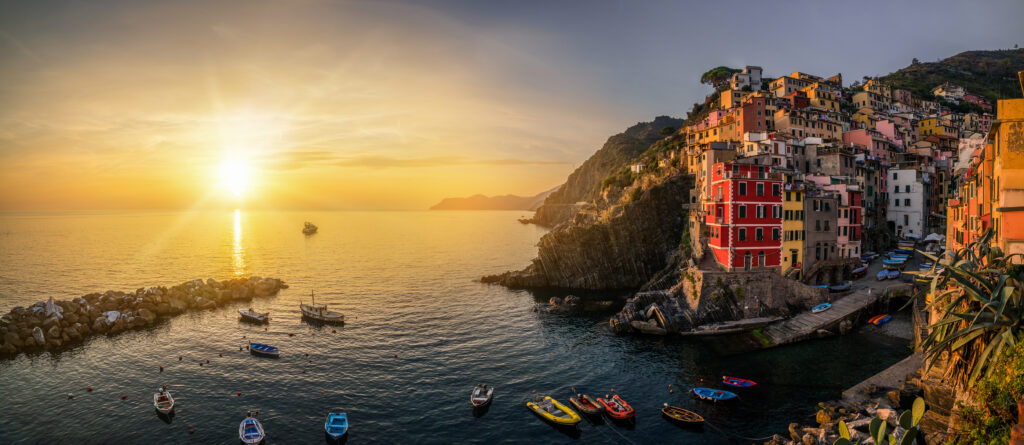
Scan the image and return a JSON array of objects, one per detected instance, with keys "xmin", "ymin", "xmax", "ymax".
[{"xmin": 956, "ymin": 338, "xmax": 1024, "ymax": 444}]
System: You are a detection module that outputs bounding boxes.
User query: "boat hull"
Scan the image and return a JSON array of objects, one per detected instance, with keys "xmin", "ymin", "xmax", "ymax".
[
  {"xmin": 249, "ymin": 343, "xmax": 279, "ymax": 357},
  {"xmin": 527, "ymin": 397, "xmax": 581, "ymax": 426},
  {"xmin": 239, "ymin": 417, "xmax": 265, "ymax": 444},
  {"xmin": 324, "ymin": 411, "xmax": 348, "ymax": 440},
  {"xmin": 692, "ymin": 387, "xmax": 737, "ymax": 402},
  {"xmin": 470, "ymin": 386, "xmax": 493, "ymax": 408},
  {"xmin": 722, "ymin": 376, "xmax": 757, "ymax": 388},
  {"xmin": 596, "ymin": 395, "xmax": 635, "ymax": 420},
  {"xmin": 569, "ymin": 395, "xmax": 604, "ymax": 415},
  {"xmin": 661, "ymin": 406, "xmax": 704, "ymax": 427},
  {"xmin": 153, "ymin": 391, "xmax": 174, "ymax": 415}
]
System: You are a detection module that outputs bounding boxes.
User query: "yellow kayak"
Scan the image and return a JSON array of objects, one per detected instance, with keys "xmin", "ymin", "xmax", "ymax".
[{"xmin": 527, "ymin": 396, "xmax": 582, "ymax": 425}]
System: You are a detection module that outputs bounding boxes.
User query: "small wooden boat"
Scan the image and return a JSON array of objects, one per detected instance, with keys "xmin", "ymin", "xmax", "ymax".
[
  {"xmin": 886, "ymin": 270, "xmax": 900, "ymax": 280},
  {"xmin": 828, "ymin": 282, "xmax": 852, "ymax": 293},
  {"xmin": 324, "ymin": 408, "xmax": 348, "ymax": 440},
  {"xmin": 722, "ymin": 376, "xmax": 757, "ymax": 388},
  {"xmin": 692, "ymin": 387, "xmax": 737, "ymax": 402},
  {"xmin": 596, "ymin": 394, "xmax": 635, "ymax": 420},
  {"xmin": 153, "ymin": 388, "xmax": 174, "ymax": 415},
  {"xmin": 869, "ymin": 314, "xmax": 892, "ymax": 326},
  {"xmin": 876, "ymin": 270, "xmax": 889, "ymax": 281},
  {"xmin": 811, "ymin": 303, "xmax": 831, "ymax": 313},
  {"xmin": 238, "ymin": 308, "xmax": 269, "ymax": 324},
  {"xmin": 300, "ymin": 291, "xmax": 344, "ymax": 324},
  {"xmin": 883, "ymin": 258, "xmax": 905, "ymax": 268},
  {"xmin": 470, "ymin": 384, "xmax": 493, "ymax": 408},
  {"xmin": 239, "ymin": 411, "xmax": 265, "ymax": 444},
  {"xmin": 303, "ymin": 221, "xmax": 318, "ymax": 234},
  {"xmin": 661, "ymin": 404, "xmax": 704, "ymax": 426},
  {"xmin": 527, "ymin": 396, "xmax": 581, "ymax": 426},
  {"xmin": 569, "ymin": 394, "xmax": 604, "ymax": 415},
  {"xmin": 249, "ymin": 343, "xmax": 279, "ymax": 357}
]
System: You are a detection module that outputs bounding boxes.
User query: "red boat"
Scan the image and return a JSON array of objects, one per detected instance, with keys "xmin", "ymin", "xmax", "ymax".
[
  {"xmin": 596, "ymin": 394, "xmax": 635, "ymax": 420},
  {"xmin": 722, "ymin": 376, "xmax": 757, "ymax": 388}
]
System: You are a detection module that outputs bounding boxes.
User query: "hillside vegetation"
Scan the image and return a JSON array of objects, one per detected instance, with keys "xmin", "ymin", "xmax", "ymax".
[{"xmin": 880, "ymin": 49, "xmax": 1024, "ymax": 101}]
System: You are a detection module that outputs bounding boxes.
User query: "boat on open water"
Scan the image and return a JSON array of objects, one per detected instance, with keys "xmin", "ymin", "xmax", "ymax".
[
  {"xmin": 597, "ymin": 394, "xmax": 635, "ymax": 420},
  {"xmin": 324, "ymin": 408, "xmax": 348, "ymax": 440},
  {"xmin": 249, "ymin": 343, "xmax": 279, "ymax": 357},
  {"xmin": 239, "ymin": 410, "xmax": 265, "ymax": 444},
  {"xmin": 662, "ymin": 404, "xmax": 704, "ymax": 427},
  {"xmin": 722, "ymin": 376, "xmax": 757, "ymax": 388},
  {"xmin": 303, "ymin": 221, "xmax": 318, "ymax": 234},
  {"xmin": 238, "ymin": 308, "xmax": 269, "ymax": 324},
  {"xmin": 470, "ymin": 384, "xmax": 493, "ymax": 408},
  {"xmin": 527, "ymin": 396, "xmax": 581, "ymax": 426},
  {"xmin": 153, "ymin": 388, "xmax": 174, "ymax": 415},
  {"xmin": 300, "ymin": 291, "xmax": 345, "ymax": 324},
  {"xmin": 692, "ymin": 387, "xmax": 737, "ymax": 402},
  {"xmin": 569, "ymin": 393, "xmax": 604, "ymax": 415}
]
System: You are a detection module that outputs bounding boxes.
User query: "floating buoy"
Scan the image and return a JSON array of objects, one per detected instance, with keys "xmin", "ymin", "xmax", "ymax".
[
  {"xmin": 218, "ymin": 353, "xmax": 222, "ymax": 357},
  {"xmin": 611, "ymin": 388, "xmax": 615, "ymax": 392},
  {"xmin": 288, "ymin": 333, "xmax": 294, "ymax": 337},
  {"xmin": 264, "ymin": 328, "xmax": 267, "ymax": 331},
  {"xmin": 199, "ymin": 362, "xmax": 203, "ymax": 366},
  {"xmin": 331, "ymin": 329, "xmax": 336, "ymax": 333},
  {"xmin": 121, "ymin": 394, "xmax": 127, "ymax": 400},
  {"xmin": 189, "ymin": 429, "xmax": 194, "ymax": 434},
  {"xmin": 67, "ymin": 392, "xmax": 74, "ymax": 399},
  {"xmin": 308, "ymin": 359, "xmax": 312, "ymax": 363},
  {"xmin": 206, "ymin": 359, "xmax": 210, "ymax": 364},
  {"xmin": 393, "ymin": 354, "xmax": 398, "ymax": 358},
  {"xmin": 670, "ymin": 389, "xmax": 674, "ymax": 393},
  {"xmin": 178, "ymin": 356, "xmax": 182, "ymax": 361},
  {"xmin": 304, "ymin": 353, "xmax": 308, "ymax": 357},
  {"xmin": 237, "ymin": 392, "xmax": 242, "ymax": 396},
  {"xmin": 87, "ymin": 386, "xmax": 93, "ymax": 392},
  {"xmin": 531, "ymin": 390, "xmax": 536, "ymax": 393},
  {"xmin": 159, "ymin": 366, "xmax": 163, "ymax": 372}
]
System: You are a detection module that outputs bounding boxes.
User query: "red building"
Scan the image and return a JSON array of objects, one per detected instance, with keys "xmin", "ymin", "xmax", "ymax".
[
  {"xmin": 788, "ymin": 90, "xmax": 809, "ymax": 109},
  {"xmin": 706, "ymin": 162, "xmax": 784, "ymax": 271}
]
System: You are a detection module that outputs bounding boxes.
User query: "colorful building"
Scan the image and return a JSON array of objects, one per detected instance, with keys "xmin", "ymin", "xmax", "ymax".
[
  {"xmin": 782, "ymin": 181, "xmax": 805, "ymax": 278},
  {"xmin": 706, "ymin": 162, "xmax": 784, "ymax": 271}
]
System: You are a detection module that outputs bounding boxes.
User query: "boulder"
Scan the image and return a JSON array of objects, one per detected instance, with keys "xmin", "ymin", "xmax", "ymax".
[
  {"xmin": 156, "ymin": 303, "xmax": 172, "ymax": 315},
  {"xmin": 3, "ymin": 331, "xmax": 23, "ymax": 347},
  {"xmin": 42, "ymin": 315, "xmax": 61, "ymax": 329},
  {"xmin": 788, "ymin": 423, "xmax": 802, "ymax": 442},
  {"xmin": 46, "ymin": 325, "xmax": 61, "ymax": 342},
  {"xmin": 629, "ymin": 320, "xmax": 667, "ymax": 335},
  {"xmin": 138, "ymin": 308, "xmax": 156, "ymax": 324},
  {"xmin": 564, "ymin": 295, "xmax": 582, "ymax": 306},
  {"xmin": 0, "ymin": 342, "xmax": 17, "ymax": 355},
  {"xmin": 815, "ymin": 410, "xmax": 832, "ymax": 426},
  {"xmin": 92, "ymin": 317, "xmax": 109, "ymax": 334},
  {"xmin": 23, "ymin": 336, "xmax": 36, "ymax": 348},
  {"xmin": 64, "ymin": 325, "xmax": 81, "ymax": 340},
  {"xmin": 31, "ymin": 326, "xmax": 45, "ymax": 345},
  {"xmin": 876, "ymin": 408, "xmax": 897, "ymax": 426},
  {"xmin": 549, "ymin": 297, "xmax": 563, "ymax": 306},
  {"xmin": 64, "ymin": 312, "xmax": 80, "ymax": 325}
]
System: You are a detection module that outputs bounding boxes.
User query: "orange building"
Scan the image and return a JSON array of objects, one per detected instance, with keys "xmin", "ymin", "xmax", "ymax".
[{"xmin": 991, "ymin": 96, "xmax": 1024, "ymax": 256}]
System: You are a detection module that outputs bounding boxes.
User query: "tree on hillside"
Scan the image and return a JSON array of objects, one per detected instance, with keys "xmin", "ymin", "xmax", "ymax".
[
  {"xmin": 659, "ymin": 126, "xmax": 677, "ymax": 136},
  {"xmin": 700, "ymin": 66, "xmax": 740, "ymax": 90}
]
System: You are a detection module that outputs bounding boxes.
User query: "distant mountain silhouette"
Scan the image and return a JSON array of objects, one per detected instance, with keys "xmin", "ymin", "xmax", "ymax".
[{"xmin": 429, "ymin": 187, "xmax": 557, "ymax": 211}]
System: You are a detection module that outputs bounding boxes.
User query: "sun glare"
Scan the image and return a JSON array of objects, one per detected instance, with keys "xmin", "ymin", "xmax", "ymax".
[{"xmin": 220, "ymin": 160, "xmax": 251, "ymax": 197}]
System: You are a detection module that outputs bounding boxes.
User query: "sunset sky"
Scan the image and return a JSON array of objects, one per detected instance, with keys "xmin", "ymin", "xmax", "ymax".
[{"xmin": 1, "ymin": 0, "xmax": 1021, "ymax": 211}]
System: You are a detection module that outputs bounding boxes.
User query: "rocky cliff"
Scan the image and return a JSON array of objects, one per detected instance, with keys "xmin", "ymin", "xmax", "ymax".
[
  {"xmin": 527, "ymin": 115, "xmax": 684, "ymax": 227},
  {"xmin": 482, "ymin": 172, "xmax": 693, "ymax": 290}
]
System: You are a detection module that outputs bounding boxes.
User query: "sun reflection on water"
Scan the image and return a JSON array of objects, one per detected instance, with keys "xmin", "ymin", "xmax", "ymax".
[{"xmin": 232, "ymin": 209, "xmax": 246, "ymax": 275}]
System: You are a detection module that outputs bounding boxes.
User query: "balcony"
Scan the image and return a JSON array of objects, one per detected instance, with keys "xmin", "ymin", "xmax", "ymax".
[{"xmin": 722, "ymin": 170, "xmax": 783, "ymax": 180}]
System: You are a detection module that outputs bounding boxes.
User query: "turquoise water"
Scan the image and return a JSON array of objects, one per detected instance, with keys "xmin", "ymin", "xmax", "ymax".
[{"xmin": 0, "ymin": 210, "xmax": 910, "ymax": 443}]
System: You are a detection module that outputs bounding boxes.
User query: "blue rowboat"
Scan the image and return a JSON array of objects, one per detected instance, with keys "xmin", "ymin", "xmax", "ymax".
[
  {"xmin": 851, "ymin": 265, "xmax": 868, "ymax": 278},
  {"xmin": 882, "ymin": 259, "xmax": 905, "ymax": 268},
  {"xmin": 811, "ymin": 303, "xmax": 831, "ymax": 313},
  {"xmin": 811, "ymin": 284, "xmax": 829, "ymax": 289},
  {"xmin": 895, "ymin": 248, "xmax": 914, "ymax": 256},
  {"xmin": 239, "ymin": 411, "xmax": 265, "ymax": 444},
  {"xmin": 324, "ymin": 408, "xmax": 349, "ymax": 440},
  {"xmin": 249, "ymin": 343, "xmax": 279, "ymax": 357},
  {"xmin": 722, "ymin": 376, "xmax": 757, "ymax": 388},
  {"xmin": 886, "ymin": 270, "xmax": 900, "ymax": 280},
  {"xmin": 876, "ymin": 270, "xmax": 889, "ymax": 281},
  {"xmin": 692, "ymin": 387, "xmax": 737, "ymax": 402}
]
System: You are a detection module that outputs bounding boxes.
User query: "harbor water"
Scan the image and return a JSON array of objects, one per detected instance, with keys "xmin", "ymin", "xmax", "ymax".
[{"xmin": 0, "ymin": 210, "xmax": 910, "ymax": 444}]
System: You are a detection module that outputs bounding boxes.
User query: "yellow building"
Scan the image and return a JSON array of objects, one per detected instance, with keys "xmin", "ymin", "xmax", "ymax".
[
  {"xmin": 802, "ymin": 83, "xmax": 839, "ymax": 112},
  {"xmin": 919, "ymin": 117, "xmax": 956, "ymax": 137},
  {"xmin": 991, "ymin": 94, "xmax": 1024, "ymax": 257},
  {"xmin": 782, "ymin": 180, "xmax": 805, "ymax": 278},
  {"xmin": 852, "ymin": 91, "xmax": 891, "ymax": 111},
  {"xmin": 720, "ymin": 89, "xmax": 751, "ymax": 110},
  {"xmin": 863, "ymin": 79, "xmax": 892, "ymax": 99},
  {"xmin": 853, "ymin": 107, "xmax": 879, "ymax": 130}
]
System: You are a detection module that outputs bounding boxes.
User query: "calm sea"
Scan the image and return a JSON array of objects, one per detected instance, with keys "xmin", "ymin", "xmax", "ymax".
[{"xmin": 0, "ymin": 210, "xmax": 909, "ymax": 444}]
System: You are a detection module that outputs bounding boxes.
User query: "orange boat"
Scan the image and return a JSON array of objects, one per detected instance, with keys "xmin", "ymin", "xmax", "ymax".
[
  {"xmin": 569, "ymin": 394, "xmax": 604, "ymax": 415},
  {"xmin": 596, "ymin": 394, "xmax": 635, "ymax": 420}
]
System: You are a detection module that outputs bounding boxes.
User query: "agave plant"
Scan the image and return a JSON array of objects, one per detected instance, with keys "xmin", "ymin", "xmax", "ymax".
[
  {"xmin": 913, "ymin": 229, "xmax": 1024, "ymax": 388},
  {"xmin": 833, "ymin": 397, "xmax": 925, "ymax": 445}
]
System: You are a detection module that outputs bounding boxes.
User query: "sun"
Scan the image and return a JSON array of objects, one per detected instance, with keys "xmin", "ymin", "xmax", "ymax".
[{"xmin": 219, "ymin": 159, "xmax": 252, "ymax": 197}]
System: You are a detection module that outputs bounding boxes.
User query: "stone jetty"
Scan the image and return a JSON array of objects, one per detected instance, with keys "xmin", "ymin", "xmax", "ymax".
[{"xmin": 0, "ymin": 276, "xmax": 287, "ymax": 358}]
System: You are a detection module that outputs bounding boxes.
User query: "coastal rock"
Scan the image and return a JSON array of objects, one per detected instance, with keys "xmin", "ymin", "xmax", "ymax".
[
  {"xmin": 815, "ymin": 410, "xmax": 831, "ymax": 426},
  {"xmin": 64, "ymin": 325, "xmax": 80, "ymax": 340},
  {"xmin": 549, "ymin": 297, "xmax": 563, "ymax": 306},
  {"xmin": 3, "ymin": 331, "xmax": 23, "ymax": 347},
  {"xmin": 629, "ymin": 320, "xmax": 667, "ymax": 335},
  {"xmin": 31, "ymin": 326, "xmax": 45, "ymax": 345},
  {"xmin": 137, "ymin": 308, "xmax": 156, "ymax": 324},
  {"xmin": 91, "ymin": 317, "xmax": 109, "ymax": 334}
]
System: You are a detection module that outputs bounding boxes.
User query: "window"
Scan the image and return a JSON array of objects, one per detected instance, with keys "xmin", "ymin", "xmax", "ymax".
[
  {"xmin": 814, "ymin": 200, "xmax": 820, "ymax": 211},
  {"xmin": 893, "ymin": 172, "xmax": 898, "ymax": 180},
  {"xmin": 739, "ymin": 228, "xmax": 747, "ymax": 241},
  {"xmin": 774, "ymin": 184, "xmax": 781, "ymax": 196},
  {"xmin": 759, "ymin": 251, "xmax": 766, "ymax": 267},
  {"xmin": 773, "ymin": 228, "xmax": 780, "ymax": 240},
  {"xmin": 816, "ymin": 220, "xmax": 821, "ymax": 231},
  {"xmin": 739, "ymin": 182, "xmax": 747, "ymax": 195},
  {"xmin": 757, "ymin": 205, "xmax": 765, "ymax": 218},
  {"xmin": 797, "ymin": 193, "xmax": 802, "ymax": 202},
  {"xmin": 905, "ymin": 185, "xmax": 910, "ymax": 193},
  {"xmin": 756, "ymin": 228, "xmax": 763, "ymax": 240},
  {"xmin": 894, "ymin": 199, "xmax": 899, "ymax": 207},
  {"xmin": 757, "ymin": 183, "xmax": 764, "ymax": 196},
  {"xmin": 824, "ymin": 221, "xmax": 830, "ymax": 231},
  {"xmin": 786, "ymin": 191, "xmax": 791, "ymax": 201},
  {"xmin": 905, "ymin": 199, "xmax": 910, "ymax": 206},
  {"xmin": 739, "ymin": 205, "xmax": 747, "ymax": 218}
]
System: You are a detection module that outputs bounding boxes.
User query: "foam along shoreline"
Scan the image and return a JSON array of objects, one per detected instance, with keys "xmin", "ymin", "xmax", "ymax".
[{"xmin": 0, "ymin": 276, "xmax": 287, "ymax": 358}]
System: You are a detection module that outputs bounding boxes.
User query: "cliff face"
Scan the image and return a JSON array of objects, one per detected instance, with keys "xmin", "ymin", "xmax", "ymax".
[
  {"xmin": 528, "ymin": 116, "xmax": 684, "ymax": 227},
  {"xmin": 482, "ymin": 173, "xmax": 693, "ymax": 290}
]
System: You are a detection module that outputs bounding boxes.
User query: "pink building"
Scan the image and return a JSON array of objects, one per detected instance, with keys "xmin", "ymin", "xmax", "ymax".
[
  {"xmin": 806, "ymin": 176, "xmax": 863, "ymax": 258},
  {"xmin": 875, "ymin": 119, "xmax": 904, "ymax": 149},
  {"xmin": 843, "ymin": 129, "xmax": 891, "ymax": 164}
]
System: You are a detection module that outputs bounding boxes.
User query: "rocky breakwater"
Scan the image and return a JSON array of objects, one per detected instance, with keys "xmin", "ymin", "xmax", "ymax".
[
  {"xmin": 609, "ymin": 268, "xmax": 828, "ymax": 335},
  {"xmin": 0, "ymin": 276, "xmax": 287, "ymax": 358},
  {"xmin": 482, "ymin": 173, "xmax": 695, "ymax": 290}
]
